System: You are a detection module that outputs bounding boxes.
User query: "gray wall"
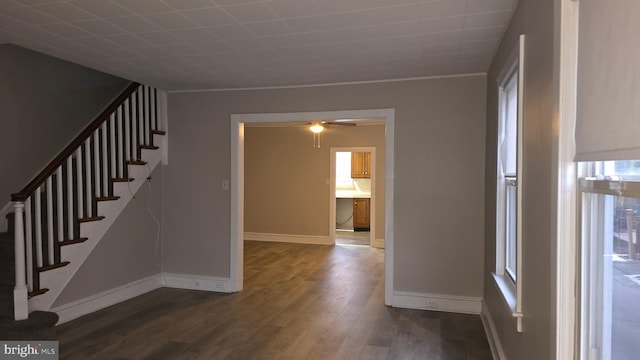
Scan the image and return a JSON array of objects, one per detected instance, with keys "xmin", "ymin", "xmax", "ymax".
[
  {"xmin": 165, "ymin": 75, "xmax": 487, "ymax": 298},
  {"xmin": 244, "ymin": 125, "xmax": 385, "ymax": 238},
  {"xmin": 0, "ymin": 44, "xmax": 129, "ymax": 207},
  {"xmin": 483, "ymin": 0, "xmax": 559, "ymax": 358},
  {"xmin": 53, "ymin": 166, "xmax": 164, "ymax": 306}
]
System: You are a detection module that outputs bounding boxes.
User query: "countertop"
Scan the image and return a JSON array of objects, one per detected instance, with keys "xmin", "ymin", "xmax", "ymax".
[{"xmin": 336, "ymin": 190, "xmax": 371, "ymax": 199}]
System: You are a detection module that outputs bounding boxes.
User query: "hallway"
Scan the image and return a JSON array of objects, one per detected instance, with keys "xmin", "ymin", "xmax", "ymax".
[{"xmin": 57, "ymin": 241, "xmax": 491, "ymax": 359}]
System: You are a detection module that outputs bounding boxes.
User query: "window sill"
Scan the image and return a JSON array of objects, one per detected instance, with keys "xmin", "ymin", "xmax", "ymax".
[{"xmin": 492, "ymin": 273, "xmax": 523, "ymax": 332}]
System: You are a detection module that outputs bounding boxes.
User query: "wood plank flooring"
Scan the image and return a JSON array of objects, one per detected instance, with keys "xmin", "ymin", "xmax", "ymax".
[
  {"xmin": 335, "ymin": 230, "xmax": 370, "ymax": 246},
  {"xmin": 56, "ymin": 241, "xmax": 492, "ymax": 359}
]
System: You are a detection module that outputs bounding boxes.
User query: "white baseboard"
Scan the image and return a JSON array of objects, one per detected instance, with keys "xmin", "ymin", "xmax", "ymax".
[
  {"xmin": 51, "ymin": 274, "xmax": 164, "ymax": 324},
  {"xmin": 244, "ymin": 232, "xmax": 333, "ymax": 245},
  {"xmin": 163, "ymin": 273, "xmax": 233, "ymax": 293},
  {"xmin": 392, "ymin": 291, "xmax": 482, "ymax": 314},
  {"xmin": 51, "ymin": 273, "xmax": 234, "ymax": 325},
  {"xmin": 372, "ymin": 238, "xmax": 384, "ymax": 248},
  {"xmin": 481, "ymin": 300, "xmax": 506, "ymax": 360}
]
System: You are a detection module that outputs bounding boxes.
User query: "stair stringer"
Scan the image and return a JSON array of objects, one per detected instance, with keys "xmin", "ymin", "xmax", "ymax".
[{"xmin": 29, "ymin": 135, "xmax": 165, "ymax": 313}]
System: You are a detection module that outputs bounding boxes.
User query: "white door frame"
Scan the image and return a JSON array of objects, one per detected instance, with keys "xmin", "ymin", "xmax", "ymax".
[
  {"xmin": 556, "ymin": 0, "xmax": 579, "ymax": 358},
  {"xmin": 330, "ymin": 147, "xmax": 377, "ymax": 247},
  {"xmin": 230, "ymin": 108, "xmax": 395, "ymax": 305}
]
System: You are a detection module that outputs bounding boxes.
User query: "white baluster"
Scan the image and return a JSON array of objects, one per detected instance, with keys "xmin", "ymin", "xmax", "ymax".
[
  {"xmin": 124, "ymin": 99, "xmax": 131, "ymax": 162},
  {"xmin": 25, "ymin": 197, "xmax": 33, "ymax": 291},
  {"xmin": 56, "ymin": 167, "xmax": 64, "ymax": 243},
  {"xmin": 93, "ymin": 130, "xmax": 100, "ymax": 198},
  {"xmin": 76, "ymin": 149, "xmax": 84, "ymax": 219},
  {"xmin": 131, "ymin": 92, "xmax": 138, "ymax": 160},
  {"xmin": 12, "ymin": 201, "xmax": 28, "ymax": 321},
  {"xmin": 84, "ymin": 139, "xmax": 92, "ymax": 217},
  {"xmin": 35, "ymin": 188, "xmax": 43, "ymax": 267},
  {"xmin": 66, "ymin": 157, "xmax": 73, "ymax": 240},
  {"xmin": 144, "ymin": 85, "xmax": 150, "ymax": 145},
  {"xmin": 117, "ymin": 105, "xmax": 123, "ymax": 177},
  {"xmin": 101, "ymin": 122, "xmax": 108, "ymax": 196},
  {"xmin": 138, "ymin": 88, "xmax": 144, "ymax": 148},
  {"xmin": 110, "ymin": 113, "xmax": 117, "ymax": 179},
  {"xmin": 46, "ymin": 177, "xmax": 54, "ymax": 264},
  {"xmin": 150, "ymin": 87, "xmax": 156, "ymax": 130}
]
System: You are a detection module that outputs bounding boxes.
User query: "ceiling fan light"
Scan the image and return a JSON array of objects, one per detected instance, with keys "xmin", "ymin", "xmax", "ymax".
[{"xmin": 309, "ymin": 123, "xmax": 324, "ymax": 133}]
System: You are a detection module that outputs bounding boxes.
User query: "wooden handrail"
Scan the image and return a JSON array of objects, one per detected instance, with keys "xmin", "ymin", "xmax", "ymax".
[{"xmin": 11, "ymin": 82, "xmax": 140, "ymax": 202}]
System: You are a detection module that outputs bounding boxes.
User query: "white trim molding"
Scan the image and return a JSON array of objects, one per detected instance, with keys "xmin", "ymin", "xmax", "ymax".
[
  {"xmin": 481, "ymin": 301, "xmax": 507, "ymax": 360},
  {"xmin": 170, "ymin": 73, "xmax": 485, "ymax": 93},
  {"xmin": 492, "ymin": 273, "xmax": 523, "ymax": 331},
  {"xmin": 163, "ymin": 273, "xmax": 233, "ymax": 293},
  {"xmin": 51, "ymin": 274, "xmax": 164, "ymax": 324},
  {"xmin": 231, "ymin": 108, "xmax": 395, "ymax": 306},
  {"xmin": 51, "ymin": 273, "xmax": 233, "ymax": 324},
  {"xmin": 494, "ymin": 33, "xmax": 526, "ymax": 333},
  {"xmin": 244, "ymin": 232, "xmax": 333, "ymax": 245},
  {"xmin": 392, "ymin": 291, "xmax": 482, "ymax": 314},
  {"xmin": 372, "ymin": 238, "xmax": 384, "ymax": 248},
  {"xmin": 555, "ymin": 0, "xmax": 579, "ymax": 358}
]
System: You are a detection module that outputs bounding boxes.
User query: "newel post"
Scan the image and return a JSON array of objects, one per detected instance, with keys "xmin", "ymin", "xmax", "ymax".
[{"xmin": 13, "ymin": 201, "xmax": 28, "ymax": 320}]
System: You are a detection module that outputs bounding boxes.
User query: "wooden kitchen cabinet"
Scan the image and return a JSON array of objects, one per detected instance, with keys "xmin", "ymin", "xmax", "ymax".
[
  {"xmin": 351, "ymin": 152, "xmax": 371, "ymax": 178},
  {"xmin": 353, "ymin": 198, "xmax": 370, "ymax": 231}
]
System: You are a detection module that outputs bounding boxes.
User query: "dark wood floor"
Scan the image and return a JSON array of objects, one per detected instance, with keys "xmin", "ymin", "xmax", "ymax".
[{"xmin": 56, "ymin": 241, "xmax": 492, "ymax": 359}]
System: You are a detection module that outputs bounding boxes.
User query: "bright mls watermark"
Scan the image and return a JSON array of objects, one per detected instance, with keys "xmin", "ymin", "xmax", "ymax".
[{"xmin": 0, "ymin": 342, "xmax": 58, "ymax": 359}]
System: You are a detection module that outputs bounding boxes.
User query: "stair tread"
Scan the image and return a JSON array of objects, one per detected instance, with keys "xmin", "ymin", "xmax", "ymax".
[
  {"xmin": 152, "ymin": 130, "xmax": 166, "ymax": 135},
  {"xmin": 140, "ymin": 145, "xmax": 159, "ymax": 150},
  {"xmin": 60, "ymin": 238, "xmax": 88, "ymax": 246},
  {"xmin": 78, "ymin": 216, "xmax": 105, "ymax": 223},
  {"xmin": 96, "ymin": 196, "xmax": 120, "ymax": 201},
  {"xmin": 38, "ymin": 261, "xmax": 70, "ymax": 272},
  {"xmin": 28, "ymin": 289, "xmax": 49, "ymax": 298},
  {"xmin": 113, "ymin": 177, "xmax": 134, "ymax": 182},
  {"xmin": 127, "ymin": 160, "xmax": 147, "ymax": 165}
]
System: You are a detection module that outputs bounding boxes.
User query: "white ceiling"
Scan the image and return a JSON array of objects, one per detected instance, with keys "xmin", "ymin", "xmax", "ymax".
[{"xmin": 0, "ymin": 0, "xmax": 517, "ymax": 90}]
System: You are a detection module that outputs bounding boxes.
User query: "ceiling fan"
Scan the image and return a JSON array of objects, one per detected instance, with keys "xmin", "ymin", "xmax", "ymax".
[{"xmin": 305, "ymin": 121, "xmax": 356, "ymax": 148}]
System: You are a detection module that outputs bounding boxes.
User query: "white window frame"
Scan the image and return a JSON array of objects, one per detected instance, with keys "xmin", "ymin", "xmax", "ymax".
[
  {"xmin": 579, "ymin": 168, "xmax": 640, "ymax": 360},
  {"xmin": 493, "ymin": 34, "xmax": 525, "ymax": 332}
]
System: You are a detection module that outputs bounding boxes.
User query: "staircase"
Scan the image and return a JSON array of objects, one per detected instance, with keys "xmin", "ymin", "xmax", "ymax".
[{"xmin": 0, "ymin": 82, "xmax": 165, "ymax": 327}]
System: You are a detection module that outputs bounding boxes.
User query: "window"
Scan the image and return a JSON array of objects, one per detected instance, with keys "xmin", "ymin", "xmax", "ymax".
[
  {"xmin": 580, "ymin": 160, "xmax": 640, "ymax": 360},
  {"xmin": 336, "ymin": 152, "xmax": 353, "ymax": 188},
  {"xmin": 493, "ymin": 34, "xmax": 524, "ymax": 332},
  {"xmin": 501, "ymin": 70, "xmax": 519, "ymax": 281}
]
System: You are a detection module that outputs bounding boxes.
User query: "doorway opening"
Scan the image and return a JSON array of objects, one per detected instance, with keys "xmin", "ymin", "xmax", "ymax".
[
  {"xmin": 231, "ymin": 108, "xmax": 395, "ymax": 305},
  {"xmin": 331, "ymin": 147, "xmax": 378, "ymax": 248}
]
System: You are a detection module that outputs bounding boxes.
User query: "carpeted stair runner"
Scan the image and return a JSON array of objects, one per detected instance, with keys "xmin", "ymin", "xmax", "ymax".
[{"xmin": 0, "ymin": 219, "xmax": 15, "ymax": 321}]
